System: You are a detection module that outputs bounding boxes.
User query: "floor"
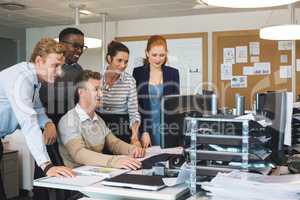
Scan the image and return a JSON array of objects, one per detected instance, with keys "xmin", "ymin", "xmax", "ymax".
[
  {"xmin": 9, "ymin": 190, "xmax": 32, "ymax": 200},
  {"xmin": 8, "ymin": 190, "xmax": 85, "ymax": 200}
]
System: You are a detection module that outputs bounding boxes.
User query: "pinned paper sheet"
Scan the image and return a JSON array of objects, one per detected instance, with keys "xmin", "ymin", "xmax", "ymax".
[
  {"xmin": 221, "ymin": 63, "xmax": 232, "ymax": 80},
  {"xmin": 250, "ymin": 56, "xmax": 259, "ymax": 63},
  {"xmin": 231, "ymin": 76, "xmax": 247, "ymax": 88},
  {"xmin": 243, "ymin": 66, "xmax": 254, "ymax": 75},
  {"xmin": 280, "ymin": 65, "xmax": 292, "ymax": 78},
  {"xmin": 280, "ymin": 55, "xmax": 288, "ymax": 64},
  {"xmin": 253, "ymin": 62, "xmax": 271, "ymax": 75},
  {"xmin": 223, "ymin": 48, "xmax": 235, "ymax": 64},
  {"xmin": 236, "ymin": 46, "xmax": 248, "ymax": 63},
  {"xmin": 296, "ymin": 59, "xmax": 300, "ymax": 71},
  {"xmin": 278, "ymin": 41, "xmax": 292, "ymax": 51},
  {"xmin": 249, "ymin": 42, "xmax": 260, "ymax": 56}
]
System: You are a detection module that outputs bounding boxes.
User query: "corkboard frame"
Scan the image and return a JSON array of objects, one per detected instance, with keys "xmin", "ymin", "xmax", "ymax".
[
  {"xmin": 213, "ymin": 30, "xmax": 292, "ymax": 109},
  {"xmin": 115, "ymin": 32, "xmax": 209, "ymax": 89}
]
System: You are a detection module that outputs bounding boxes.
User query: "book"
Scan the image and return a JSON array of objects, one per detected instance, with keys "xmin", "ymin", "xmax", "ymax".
[{"xmin": 73, "ymin": 165, "xmax": 129, "ymax": 178}]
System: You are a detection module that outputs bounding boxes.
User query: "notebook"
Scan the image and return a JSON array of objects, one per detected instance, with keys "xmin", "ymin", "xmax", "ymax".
[{"xmin": 101, "ymin": 174, "xmax": 166, "ymax": 191}]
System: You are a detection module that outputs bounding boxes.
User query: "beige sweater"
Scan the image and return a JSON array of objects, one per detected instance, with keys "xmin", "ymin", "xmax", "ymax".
[{"xmin": 58, "ymin": 106, "xmax": 135, "ymax": 168}]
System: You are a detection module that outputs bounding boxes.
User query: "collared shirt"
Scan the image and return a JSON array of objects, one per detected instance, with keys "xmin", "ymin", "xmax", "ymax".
[
  {"xmin": 75, "ymin": 104, "xmax": 98, "ymax": 122},
  {"xmin": 0, "ymin": 62, "xmax": 51, "ymax": 166},
  {"xmin": 99, "ymin": 71, "xmax": 141, "ymax": 127},
  {"xmin": 58, "ymin": 104, "xmax": 134, "ymax": 168}
]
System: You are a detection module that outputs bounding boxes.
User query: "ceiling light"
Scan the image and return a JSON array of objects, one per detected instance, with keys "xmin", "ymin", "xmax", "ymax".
[
  {"xmin": 260, "ymin": 24, "xmax": 300, "ymax": 40},
  {"xmin": 0, "ymin": 2, "xmax": 26, "ymax": 10},
  {"xmin": 200, "ymin": 0, "xmax": 299, "ymax": 8},
  {"xmin": 83, "ymin": 37, "xmax": 102, "ymax": 48},
  {"xmin": 54, "ymin": 37, "xmax": 102, "ymax": 48},
  {"xmin": 79, "ymin": 9, "xmax": 93, "ymax": 15},
  {"xmin": 67, "ymin": 2, "xmax": 102, "ymax": 48}
]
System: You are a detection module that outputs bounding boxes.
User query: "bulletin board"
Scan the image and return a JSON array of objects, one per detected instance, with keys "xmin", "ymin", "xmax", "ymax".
[
  {"xmin": 213, "ymin": 30, "xmax": 292, "ymax": 110},
  {"xmin": 115, "ymin": 32, "xmax": 208, "ymax": 95}
]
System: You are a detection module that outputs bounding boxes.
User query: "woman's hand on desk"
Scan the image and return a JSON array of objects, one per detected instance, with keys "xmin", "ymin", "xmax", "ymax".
[
  {"xmin": 131, "ymin": 146, "xmax": 145, "ymax": 158},
  {"xmin": 130, "ymin": 136, "xmax": 142, "ymax": 147},
  {"xmin": 141, "ymin": 132, "xmax": 151, "ymax": 148},
  {"xmin": 46, "ymin": 166, "xmax": 75, "ymax": 178},
  {"xmin": 116, "ymin": 157, "xmax": 142, "ymax": 170}
]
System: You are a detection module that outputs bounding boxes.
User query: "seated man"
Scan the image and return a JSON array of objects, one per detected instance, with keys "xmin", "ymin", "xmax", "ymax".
[{"xmin": 58, "ymin": 70, "xmax": 145, "ymax": 170}]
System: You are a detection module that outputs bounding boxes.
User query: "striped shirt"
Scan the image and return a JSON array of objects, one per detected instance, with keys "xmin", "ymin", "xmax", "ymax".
[{"xmin": 99, "ymin": 71, "xmax": 141, "ymax": 127}]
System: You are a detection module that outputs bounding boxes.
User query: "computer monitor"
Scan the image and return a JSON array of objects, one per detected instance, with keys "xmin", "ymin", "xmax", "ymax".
[
  {"xmin": 260, "ymin": 91, "xmax": 288, "ymax": 164},
  {"xmin": 160, "ymin": 94, "xmax": 214, "ymax": 148}
]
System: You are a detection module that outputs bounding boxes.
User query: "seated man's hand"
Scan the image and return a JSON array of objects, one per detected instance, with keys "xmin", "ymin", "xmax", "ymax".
[
  {"xmin": 141, "ymin": 132, "xmax": 151, "ymax": 148},
  {"xmin": 46, "ymin": 166, "xmax": 75, "ymax": 177},
  {"xmin": 131, "ymin": 146, "xmax": 145, "ymax": 158},
  {"xmin": 43, "ymin": 122, "xmax": 57, "ymax": 145},
  {"xmin": 116, "ymin": 157, "xmax": 142, "ymax": 170}
]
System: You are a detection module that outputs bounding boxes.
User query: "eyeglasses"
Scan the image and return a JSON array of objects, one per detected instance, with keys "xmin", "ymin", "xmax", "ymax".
[{"xmin": 61, "ymin": 40, "xmax": 88, "ymax": 51}]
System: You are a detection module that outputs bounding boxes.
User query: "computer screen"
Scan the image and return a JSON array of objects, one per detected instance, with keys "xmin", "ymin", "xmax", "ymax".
[
  {"xmin": 260, "ymin": 92, "xmax": 287, "ymax": 164},
  {"xmin": 160, "ymin": 94, "xmax": 214, "ymax": 148}
]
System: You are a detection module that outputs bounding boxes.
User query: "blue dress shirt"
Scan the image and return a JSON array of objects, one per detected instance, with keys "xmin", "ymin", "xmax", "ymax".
[{"xmin": 0, "ymin": 62, "xmax": 51, "ymax": 166}]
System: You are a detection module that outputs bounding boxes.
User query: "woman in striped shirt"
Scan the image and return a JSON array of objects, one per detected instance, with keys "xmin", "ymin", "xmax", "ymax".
[{"xmin": 99, "ymin": 41, "xmax": 142, "ymax": 147}]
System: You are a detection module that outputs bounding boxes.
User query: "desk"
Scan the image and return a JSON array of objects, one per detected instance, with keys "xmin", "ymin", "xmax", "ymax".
[
  {"xmin": 81, "ymin": 182, "xmax": 189, "ymax": 200},
  {"xmin": 34, "ymin": 172, "xmax": 189, "ymax": 200}
]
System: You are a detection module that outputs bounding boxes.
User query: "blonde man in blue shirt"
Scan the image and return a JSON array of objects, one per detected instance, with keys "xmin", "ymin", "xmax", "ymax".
[{"xmin": 0, "ymin": 38, "xmax": 74, "ymax": 200}]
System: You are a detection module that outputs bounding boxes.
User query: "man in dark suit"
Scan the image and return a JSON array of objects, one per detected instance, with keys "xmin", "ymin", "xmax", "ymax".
[{"xmin": 34, "ymin": 27, "xmax": 86, "ymax": 200}]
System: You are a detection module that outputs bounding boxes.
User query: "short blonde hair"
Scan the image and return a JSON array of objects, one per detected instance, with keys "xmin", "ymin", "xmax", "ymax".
[{"xmin": 30, "ymin": 37, "xmax": 65, "ymax": 62}]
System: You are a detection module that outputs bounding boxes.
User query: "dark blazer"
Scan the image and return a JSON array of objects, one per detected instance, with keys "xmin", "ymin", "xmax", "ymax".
[{"xmin": 132, "ymin": 64, "xmax": 180, "ymax": 135}]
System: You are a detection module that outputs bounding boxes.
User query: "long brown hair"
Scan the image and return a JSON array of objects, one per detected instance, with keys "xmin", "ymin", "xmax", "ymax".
[{"xmin": 144, "ymin": 35, "xmax": 168, "ymax": 66}]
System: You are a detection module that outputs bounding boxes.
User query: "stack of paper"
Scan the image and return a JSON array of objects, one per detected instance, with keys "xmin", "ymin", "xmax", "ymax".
[
  {"xmin": 37, "ymin": 175, "xmax": 105, "ymax": 187},
  {"xmin": 201, "ymin": 171, "xmax": 300, "ymax": 200},
  {"xmin": 139, "ymin": 146, "xmax": 183, "ymax": 161}
]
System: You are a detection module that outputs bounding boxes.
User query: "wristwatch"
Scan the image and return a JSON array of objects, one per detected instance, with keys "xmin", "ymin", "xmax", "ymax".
[{"xmin": 41, "ymin": 161, "xmax": 54, "ymax": 174}]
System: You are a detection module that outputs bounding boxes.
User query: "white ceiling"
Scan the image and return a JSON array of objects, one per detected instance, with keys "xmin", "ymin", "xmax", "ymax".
[{"xmin": 0, "ymin": 0, "xmax": 297, "ymax": 28}]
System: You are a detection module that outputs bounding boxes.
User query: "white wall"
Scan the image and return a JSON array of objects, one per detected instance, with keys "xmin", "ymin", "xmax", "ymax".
[
  {"xmin": 0, "ymin": 26, "xmax": 26, "ymax": 62},
  {"xmin": 26, "ymin": 8, "xmax": 299, "ymax": 80},
  {"xmin": 26, "ymin": 22, "xmax": 116, "ymax": 72}
]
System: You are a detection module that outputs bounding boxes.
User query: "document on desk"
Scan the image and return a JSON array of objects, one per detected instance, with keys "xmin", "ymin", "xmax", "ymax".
[
  {"xmin": 201, "ymin": 171, "xmax": 300, "ymax": 200},
  {"xmin": 139, "ymin": 146, "xmax": 183, "ymax": 161},
  {"xmin": 163, "ymin": 162, "xmax": 190, "ymax": 187},
  {"xmin": 37, "ymin": 175, "xmax": 105, "ymax": 187},
  {"xmin": 235, "ymin": 113, "xmax": 272, "ymax": 127},
  {"xmin": 73, "ymin": 165, "xmax": 129, "ymax": 178}
]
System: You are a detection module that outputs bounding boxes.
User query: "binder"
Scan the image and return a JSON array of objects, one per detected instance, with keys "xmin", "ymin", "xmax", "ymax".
[{"xmin": 101, "ymin": 174, "xmax": 166, "ymax": 191}]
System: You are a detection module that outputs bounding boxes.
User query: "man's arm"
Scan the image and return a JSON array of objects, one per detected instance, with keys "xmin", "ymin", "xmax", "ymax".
[
  {"xmin": 59, "ymin": 114, "xmax": 119, "ymax": 167},
  {"xmin": 35, "ymin": 96, "xmax": 57, "ymax": 145}
]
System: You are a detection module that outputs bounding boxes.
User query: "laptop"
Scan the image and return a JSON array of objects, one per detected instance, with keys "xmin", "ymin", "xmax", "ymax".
[{"xmin": 101, "ymin": 174, "xmax": 166, "ymax": 191}]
